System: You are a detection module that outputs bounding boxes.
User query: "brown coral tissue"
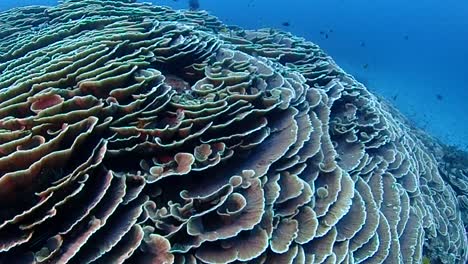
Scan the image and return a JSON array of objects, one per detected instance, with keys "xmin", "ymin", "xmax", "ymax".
[{"xmin": 0, "ymin": 0, "xmax": 467, "ymax": 263}]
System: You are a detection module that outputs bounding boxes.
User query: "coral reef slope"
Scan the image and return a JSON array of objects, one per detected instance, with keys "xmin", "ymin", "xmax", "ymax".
[{"xmin": 0, "ymin": 0, "xmax": 466, "ymax": 263}]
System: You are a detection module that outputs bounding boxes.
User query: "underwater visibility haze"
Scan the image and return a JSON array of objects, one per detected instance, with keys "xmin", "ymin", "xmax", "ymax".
[{"xmin": 0, "ymin": 0, "xmax": 467, "ymax": 264}]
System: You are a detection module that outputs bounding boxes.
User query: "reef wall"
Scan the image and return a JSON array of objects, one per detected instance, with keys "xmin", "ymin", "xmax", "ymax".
[{"xmin": 0, "ymin": 0, "xmax": 466, "ymax": 263}]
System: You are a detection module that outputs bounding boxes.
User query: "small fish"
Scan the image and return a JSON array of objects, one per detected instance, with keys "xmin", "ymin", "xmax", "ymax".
[
  {"xmin": 329, "ymin": 29, "xmax": 334, "ymax": 33},
  {"xmin": 360, "ymin": 41, "xmax": 366, "ymax": 47},
  {"xmin": 188, "ymin": 0, "xmax": 200, "ymax": 10},
  {"xmin": 404, "ymin": 35, "xmax": 409, "ymax": 40},
  {"xmin": 392, "ymin": 94, "xmax": 398, "ymax": 101},
  {"xmin": 436, "ymin": 94, "xmax": 443, "ymax": 101},
  {"xmin": 325, "ymin": 33, "xmax": 329, "ymax": 39},
  {"xmin": 362, "ymin": 63, "xmax": 369, "ymax": 69},
  {"xmin": 282, "ymin": 21, "xmax": 290, "ymax": 27},
  {"xmin": 320, "ymin": 31, "xmax": 325, "ymax": 35}
]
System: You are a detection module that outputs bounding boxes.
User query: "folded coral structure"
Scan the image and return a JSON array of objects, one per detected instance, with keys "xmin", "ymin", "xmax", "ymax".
[{"xmin": 0, "ymin": 0, "xmax": 466, "ymax": 263}]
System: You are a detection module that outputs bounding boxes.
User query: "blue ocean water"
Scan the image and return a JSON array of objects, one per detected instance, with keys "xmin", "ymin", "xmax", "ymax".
[{"xmin": 1, "ymin": 0, "xmax": 467, "ymax": 149}]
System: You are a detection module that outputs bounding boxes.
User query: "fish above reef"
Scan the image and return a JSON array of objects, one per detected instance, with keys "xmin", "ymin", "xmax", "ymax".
[
  {"xmin": 320, "ymin": 29, "xmax": 333, "ymax": 38},
  {"xmin": 188, "ymin": 0, "xmax": 200, "ymax": 10}
]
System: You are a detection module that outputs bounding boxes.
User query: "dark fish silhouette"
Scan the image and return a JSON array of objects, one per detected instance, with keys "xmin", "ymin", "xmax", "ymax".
[
  {"xmin": 436, "ymin": 94, "xmax": 443, "ymax": 101},
  {"xmin": 392, "ymin": 94, "xmax": 398, "ymax": 101},
  {"xmin": 360, "ymin": 41, "xmax": 366, "ymax": 47},
  {"xmin": 404, "ymin": 35, "xmax": 409, "ymax": 40},
  {"xmin": 362, "ymin": 63, "xmax": 369, "ymax": 69},
  {"xmin": 282, "ymin": 21, "xmax": 290, "ymax": 27},
  {"xmin": 321, "ymin": 29, "xmax": 333, "ymax": 38},
  {"xmin": 189, "ymin": 0, "xmax": 200, "ymax": 10}
]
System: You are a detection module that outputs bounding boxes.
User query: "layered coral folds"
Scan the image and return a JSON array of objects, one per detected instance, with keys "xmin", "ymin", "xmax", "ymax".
[{"xmin": 0, "ymin": 0, "xmax": 466, "ymax": 263}]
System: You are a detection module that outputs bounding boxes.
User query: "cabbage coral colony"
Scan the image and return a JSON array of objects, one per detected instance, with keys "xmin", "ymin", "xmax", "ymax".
[{"xmin": 0, "ymin": 0, "xmax": 467, "ymax": 263}]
